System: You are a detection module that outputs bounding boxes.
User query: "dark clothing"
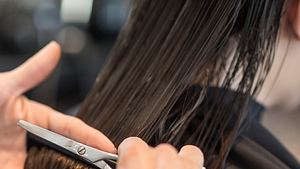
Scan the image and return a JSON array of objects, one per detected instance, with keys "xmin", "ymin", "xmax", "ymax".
[{"xmin": 203, "ymin": 87, "xmax": 300, "ymax": 169}]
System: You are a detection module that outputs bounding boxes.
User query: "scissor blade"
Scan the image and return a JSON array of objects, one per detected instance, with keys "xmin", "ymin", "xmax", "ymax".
[
  {"xmin": 18, "ymin": 120, "xmax": 204, "ymax": 169},
  {"xmin": 18, "ymin": 120, "xmax": 117, "ymax": 163},
  {"xmin": 18, "ymin": 120, "xmax": 116, "ymax": 169},
  {"xmin": 17, "ymin": 120, "xmax": 84, "ymax": 157}
]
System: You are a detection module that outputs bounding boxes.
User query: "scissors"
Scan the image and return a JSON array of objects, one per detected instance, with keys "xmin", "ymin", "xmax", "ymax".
[
  {"xmin": 18, "ymin": 120, "xmax": 118, "ymax": 169},
  {"xmin": 18, "ymin": 120, "xmax": 206, "ymax": 169}
]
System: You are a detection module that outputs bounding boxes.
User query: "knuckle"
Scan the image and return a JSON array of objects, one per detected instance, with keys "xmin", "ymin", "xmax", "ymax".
[
  {"xmin": 154, "ymin": 144, "xmax": 178, "ymax": 169},
  {"xmin": 126, "ymin": 145, "xmax": 144, "ymax": 156},
  {"xmin": 121, "ymin": 137, "xmax": 146, "ymax": 149},
  {"xmin": 117, "ymin": 155, "xmax": 135, "ymax": 168},
  {"xmin": 181, "ymin": 160, "xmax": 199, "ymax": 169},
  {"xmin": 118, "ymin": 153, "xmax": 154, "ymax": 169},
  {"xmin": 182, "ymin": 145, "xmax": 203, "ymax": 158},
  {"xmin": 62, "ymin": 116, "xmax": 81, "ymax": 137},
  {"xmin": 72, "ymin": 116, "xmax": 84, "ymax": 124},
  {"xmin": 118, "ymin": 144, "xmax": 153, "ymax": 168},
  {"xmin": 83, "ymin": 131, "xmax": 92, "ymax": 144},
  {"xmin": 155, "ymin": 144, "xmax": 178, "ymax": 154},
  {"xmin": 155, "ymin": 154, "xmax": 180, "ymax": 169},
  {"xmin": 119, "ymin": 137, "xmax": 147, "ymax": 156},
  {"xmin": 123, "ymin": 137, "xmax": 143, "ymax": 144},
  {"xmin": 177, "ymin": 160, "xmax": 187, "ymax": 169},
  {"xmin": 62, "ymin": 122, "xmax": 72, "ymax": 137}
]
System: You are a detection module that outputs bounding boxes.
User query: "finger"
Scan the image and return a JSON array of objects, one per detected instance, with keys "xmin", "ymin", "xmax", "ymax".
[
  {"xmin": 154, "ymin": 144, "xmax": 179, "ymax": 169},
  {"xmin": 179, "ymin": 159, "xmax": 200, "ymax": 169},
  {"xmin": 178, "ymin": 145, "xmax": 204, "ymax": 168},
  {"xmin": 10, "ymin": 41, "xmax": 61, "ymax": 95},
  {"xmin": 26, "ymin": 100, "xmax": 117, "ymax": 154},
  {"xmin": 117, "ymin": 137, "xmax": 154, "ymax": 169},
  {"xmin": 155, "ymin": 143, "xmax": 178, "ymax": 155},
  {"xmin": 118, "ymin": 137, "xmax": 149, "ymax": 156}
]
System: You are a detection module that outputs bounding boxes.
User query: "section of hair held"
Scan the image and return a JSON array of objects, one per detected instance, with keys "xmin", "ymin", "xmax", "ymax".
[
  {"xmin": 24, "ymin": 0, "xmax": 284, "ymax": 169},
  {"xmin": 25, "ymin": 147, "xmax": 94, "ymax": 169}
]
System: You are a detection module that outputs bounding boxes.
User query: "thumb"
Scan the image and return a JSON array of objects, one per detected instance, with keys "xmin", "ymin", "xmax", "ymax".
[{"xmin": 10, "ymin": 41, "xmax": 61, "ymax": 96}]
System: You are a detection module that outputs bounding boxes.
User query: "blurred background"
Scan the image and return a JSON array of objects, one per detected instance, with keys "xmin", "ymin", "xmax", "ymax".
[
  {"xmin": 0, "ymin": 0, "xmax": 299, "ymax": 162},
  {"xmin": 0, "ymin": 0, "xmax": 129, "ymax": 111}
]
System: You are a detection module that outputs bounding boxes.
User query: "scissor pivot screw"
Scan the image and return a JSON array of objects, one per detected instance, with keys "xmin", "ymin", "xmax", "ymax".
[{"xmin": 77, "ymin": 146, "xmax": 86, "ymax": 155}]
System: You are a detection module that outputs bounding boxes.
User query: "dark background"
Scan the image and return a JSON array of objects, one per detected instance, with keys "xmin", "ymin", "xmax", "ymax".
[{"xmin": 0, "ymin": 0, "xmax": 129, "ymax": 112}]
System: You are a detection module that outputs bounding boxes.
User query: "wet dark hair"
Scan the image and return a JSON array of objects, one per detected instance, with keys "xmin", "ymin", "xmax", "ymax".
[
  {"xmin": 25, "ymin": 0, "xmax": 285, "ymax": 169},
  {"xmin": 25, "ymin": 148, "xmax": 94, "ymax": 169}
]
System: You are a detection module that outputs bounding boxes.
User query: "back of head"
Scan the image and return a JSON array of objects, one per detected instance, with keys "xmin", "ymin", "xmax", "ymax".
[{"xmin": 25, "ymin": 0, "xmax": 284, "ymax": 169}]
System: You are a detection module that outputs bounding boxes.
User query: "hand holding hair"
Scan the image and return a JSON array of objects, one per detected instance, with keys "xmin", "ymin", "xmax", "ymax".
[
  {"xmin": 117, "ymin": 137, "xmax": 204, "ymax": 169},
  {"xmin": 0, "ymin": 42, "xmax": 116, "ymax": 169}
]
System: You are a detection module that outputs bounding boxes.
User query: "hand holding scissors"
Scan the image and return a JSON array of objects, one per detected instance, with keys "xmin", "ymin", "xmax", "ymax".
[
  {"xmin": 19, "ymin": 120, "xmax": 205, "ymax": 169},
  {"xmin": 0, "ymin": 42, "xmax": 116, "ymax": 169}
]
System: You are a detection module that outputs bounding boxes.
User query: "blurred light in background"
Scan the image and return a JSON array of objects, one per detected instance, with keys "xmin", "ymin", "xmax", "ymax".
[
  {"xmin": 61, "ymin": 0, "xmax": 93, "ymax": 24},
  {"xmin": 18, "ymin": 0, "xmax": 40, "ymax": 10},
  {"xmin": 0, "ymin": 0, "xmax": 129, "ymax": 111},
  {"xmin": 96, "ymin": 0, "xmax": 127, "ymax": 33},
  {"xmin": 57, "ymin": 26, "xmax": 87, "ymax": 54},
  {"xmin": 33, "ymin": 0, "xmax": 61, "ymax": 45}
]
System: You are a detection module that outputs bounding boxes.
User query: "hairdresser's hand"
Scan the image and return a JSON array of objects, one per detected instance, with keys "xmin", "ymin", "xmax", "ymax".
[
  {"xmin": 117, "ymin": 137, "xmax": 204, "ymax": 169},
  {"xmin": 0, "ymin": 42, "xmax": 116, "ymax": 169}
]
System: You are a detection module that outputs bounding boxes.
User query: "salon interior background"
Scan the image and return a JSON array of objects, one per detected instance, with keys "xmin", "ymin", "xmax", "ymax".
[
  {"xmin": 0, "ymin": 0, "xmax": 299, "ymax": 160},
  {"xmin": 0, "ymin": 0, "xmax": 129, "ymax": 111}
]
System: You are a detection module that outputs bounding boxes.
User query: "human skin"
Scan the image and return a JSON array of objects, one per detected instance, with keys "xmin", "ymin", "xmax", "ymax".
[
  {"xmin": 116, "ymin": 2, "xmax": 300, "ymax": 168},
  {"xmin": 3, "ymin": 1, "xmax": 299, "ymax": 168},
  {"xmin": 0, "ymin": 42, "xmax": 204, "ymax": 169},
  {"xmin": 257, "ymin": 0, "xmax": 300, "ymax": 159},
  {"xmin": 117, "ymin": 137, "xmax": 204, "ymax": 169},
  {"xmin": 258, "ymin": 0, "xmax": 300, "ymax": 109},
  {"xmin": 0, "ymin": 42, "xmax": 116, "ymax": 169}
]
